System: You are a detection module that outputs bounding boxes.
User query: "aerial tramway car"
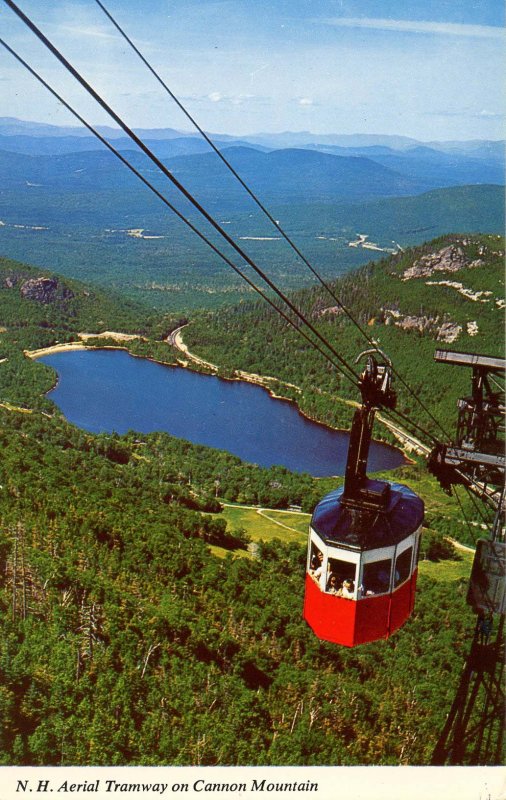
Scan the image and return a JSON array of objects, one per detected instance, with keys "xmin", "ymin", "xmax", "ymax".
[{"xmin": 303, "ymin": 353, "xmax": 424, "ymax": 647}]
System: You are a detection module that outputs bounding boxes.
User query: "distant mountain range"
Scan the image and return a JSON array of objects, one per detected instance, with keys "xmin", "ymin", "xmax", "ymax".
[
  {"xmin": 0, "ymin": 139, "xmax": 502, "ymax": 211},
  {"xmin": 0, "ymin": 116, "xmax": 503, "ymax": 156},
  {"xmin": 0, "ymin": 132, "xmax": 269, "ymax": 158},
  {"xmin": 0, "ymin": 117, "xmax": 502, "ymax": 312},
  {"xmin": 0, "ymin": 118, "xmax": 502, "ymax": 203},
  {"xmin": 0, "ymin": 144, "xmax": 425, "ymax": 204},
  {"xmin": 0, "ymin": 116, "xmax": 188, "ymax": 140}
]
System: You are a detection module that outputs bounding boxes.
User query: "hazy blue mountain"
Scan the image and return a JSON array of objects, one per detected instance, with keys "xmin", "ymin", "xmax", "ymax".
[
  {"xmin": 0, "ymin": 145, "xmax": 427, "ymax": 204},
  {"xmin": 163, "ymin": 145, "xmax": 426, "ymax": 204},
  {"xmin": 0, "ymin": 132, "xmax": 269, "ymax": 158},
  {"xmin": 2, "ymin": 118, "xmax": 501, "ymax": 157},
  {"xmin": 301, "ymin": 143, "xmax": 503, "ymax": 185},
  {"xmin": 306, "ymin": 144, "xmax": 401, "ymax": 156},
  {"xmin": 351, "ymin": 146, "xmax": 504, "ymax": 187},
  {"xmin": 0, "ymin": 119, "xmax": 417, "ymax": 148},
  {"xmin": 426, "ymin": 139, "xmax": 505, "ymax": 161},
  {"xmin": 0, "ymin": 148, "xmax": 149, "ymax": 192},
  {"xmin": 0, "ymin": 133, "xmax": 124, "ymax": 156},
  {"xmin": 226, "ymin": 132, "xmax": 504, "ymax": 158},
  {"xmin": 242, "ymin": 131, "xmax": 422, "ymax": 149},
  {"xmin": 0, "ymin": 116, "xmax": 186, "ymax": 140},
  {"xmin": 3, "ymin": 141, "xmax": 499, "ymax": 204}
]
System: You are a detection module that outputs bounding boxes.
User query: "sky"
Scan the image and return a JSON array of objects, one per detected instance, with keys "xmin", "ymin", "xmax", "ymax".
[{"xmin": 0, "ymin": 0, "xmax": 504, "ymax": 141}]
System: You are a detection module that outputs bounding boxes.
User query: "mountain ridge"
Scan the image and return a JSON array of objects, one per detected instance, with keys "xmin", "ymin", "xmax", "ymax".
[{"xmin": 0, "ymin": 117, "xmax": 502, "ymax": 155}]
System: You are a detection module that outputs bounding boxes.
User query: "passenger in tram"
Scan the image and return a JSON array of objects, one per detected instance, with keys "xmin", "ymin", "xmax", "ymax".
[
  {"xmin": 310, "ymin": 550, "xmax": 324, "ymax": 583},
  {"xmin": 377, "ymin": 568, "xmax": 390, "ymax": 591},
  {"xmin": 339, "ymin": 579, "xmax": 355, "ymax": 599},
  {"xmin": 361, "ymin": 563, "xmax": 391, "ymax": 596},
  {"xmin": 327, "ymin": 574, "xmax": 340, "ymax": 595}
]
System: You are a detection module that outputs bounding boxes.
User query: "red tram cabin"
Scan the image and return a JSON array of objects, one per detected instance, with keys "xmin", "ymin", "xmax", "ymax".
[{"xmin": 303, "ymin": 482, "xmax": 424, "ymax": 647}]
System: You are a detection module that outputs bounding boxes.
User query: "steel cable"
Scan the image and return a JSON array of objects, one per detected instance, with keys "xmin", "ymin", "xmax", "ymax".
[
  {"xmin": 0, "ymin": 36, "xmax": 361, "ymax": 389},
  {"xmin": 2, "ymin": 0, "xmax": 362, "ymax": 389},
  {"xmin": 90, "ymin": 0, "xmax": 452, "ymax": 442}
]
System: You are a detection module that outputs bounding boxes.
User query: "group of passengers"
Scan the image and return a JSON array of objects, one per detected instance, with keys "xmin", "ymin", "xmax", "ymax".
[
  {"xmin": 327, "ymin": 574, "xmax": 355, "ymax": 599},
  {"xmin": 309, "ymin": 551, "xmax": 355, "ymax": 598},
  {"xmin": 310, "ymin": 549, "xmax": 395, "ymax": 599}
]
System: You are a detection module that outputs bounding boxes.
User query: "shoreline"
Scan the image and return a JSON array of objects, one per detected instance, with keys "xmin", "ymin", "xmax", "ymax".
[
  {"xmin": 168, "ymin": 325, "xmax": 302, "ymax": 400},
  {"xmin": 26, "ymin": 328, "xmax": 418, "ymax": 465},
  {"xmin": 26, "ymin": 341, "xmax": 87, "ymax": 359},
  {"xmin": 169, "ymin": 324, "xmax": 422, "ymax": 461},
  {"xmin": 25, "ymin": 331, "xmax": 143, "ymax": 360}
]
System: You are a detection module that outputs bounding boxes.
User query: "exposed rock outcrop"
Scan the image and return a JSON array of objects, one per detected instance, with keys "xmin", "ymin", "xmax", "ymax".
[
  {"xmin": 402, "ymin": 244, "xmax": 477, "ymax": 280},
  {"xmin": 311, "ymin": 300, "xmax": 343, "ymax": 320},
  {"xmin": 4, "ymin": 275, "xmax": 19, "ymax": 289},
  {"xmin": 382, "ymin": 307, "xmax": 463, "ymax": 343},
  {"xmin": 20, "ymin": 277, "xmax": 74, "ymax": 304},
  {"xmin": 436, "ymin": 322, "xmax": 462, "ymax": 343}
]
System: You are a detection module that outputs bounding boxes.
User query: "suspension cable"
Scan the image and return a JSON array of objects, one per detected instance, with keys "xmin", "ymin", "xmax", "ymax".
[
  {"xmin": 454, "ymin": 485, "xmax": 480, "ymax": 547},
  {"xmin": 3, "ymin": 0, "xmax": 362, "ymax": 389},
  {"xmin": 90, "ymin": 0, "xmax": 452, "ymax": 442},
  {"xmin": 0, "ymin": 36, "xmax": 361, "ymax": 389},
  {"xmin": 386, "ymin": 406, "xmax": 439, "ymax": 448},
  {"xmin": 463, "ymin": 483, "xmax": 494, "ymax": 528}
]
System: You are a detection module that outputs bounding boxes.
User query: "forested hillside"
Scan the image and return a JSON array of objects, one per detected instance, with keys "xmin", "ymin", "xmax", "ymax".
[
  {"xmin": 186, "ymin": 234, "xmax": 505, "ymax": 436},
  {"xmin": 0, "ymin": 127, "xmax": 502, "ymax": 312}
]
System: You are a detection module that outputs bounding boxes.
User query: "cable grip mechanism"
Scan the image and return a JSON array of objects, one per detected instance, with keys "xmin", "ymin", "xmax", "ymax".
[{"xmin": 343, "ymin": 351, "xmax": 396, "ymax": 509}]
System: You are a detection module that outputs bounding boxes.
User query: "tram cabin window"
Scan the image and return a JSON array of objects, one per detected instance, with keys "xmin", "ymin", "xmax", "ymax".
[
  {"xmin": 394, "ymin": 547, "xmax": 413, "ymax": 588},
  {"xmin": 361, "ymin": 559, "xmax": 392, "ymax": 596},
  {"xmin": 309, "ymin": 544, "xmax": 324, "ymax": 581},
  {"xmin": 326, "ymin": 558, "xmax": 356, "ymax": 595}
]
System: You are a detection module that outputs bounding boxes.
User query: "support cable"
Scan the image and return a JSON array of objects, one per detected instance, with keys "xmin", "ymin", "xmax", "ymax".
[
  {"xmin": 463, "ymin": 484, "xmax": 494, "ymax": 529},
  {"xmin": 386, "ymin": 406, "xmax": 439, "ymax": 448},
  {"xmin": 0, "ymin": 36, "xmax": 360, "ymax": 389},
  {"xmin": 90, "ymin": 0, "xmax": 452, "ymax": 443},
  {"xmin": 454, "ymin": 485, "xmax": 481, "ymax": 547},
  {"xmin": 2, "ymin": 0, "xmax": 361, "ymax": 388},
  {"xmin": 488, "ymin": 374, "xmax": 505, "ymax": 394}
]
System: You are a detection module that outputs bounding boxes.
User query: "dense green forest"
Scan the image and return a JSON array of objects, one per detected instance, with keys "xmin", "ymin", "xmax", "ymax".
[
  {"xmin": 0, "ymin": 243, "xmax": 501, "ymax": 765},
  {"xmin": 0, "ymin": 408, "xmax": 477, "ymax": 766}
]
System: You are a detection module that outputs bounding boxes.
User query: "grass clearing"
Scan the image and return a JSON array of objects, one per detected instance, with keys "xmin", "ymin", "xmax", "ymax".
[
  {"xmin": 418, "ymin": 550, "xmax": 473, "ymax": 583},
  {"xmin": 220, "ymin": 505, "xmax": 308, "ymax": 543},
  {"xmin": 208, "ymin": 544, "xmax": 250, "ymax": 560},
  {"xmin": 258, "ymin": 509, "xmax": 310, "ymax": 537}
]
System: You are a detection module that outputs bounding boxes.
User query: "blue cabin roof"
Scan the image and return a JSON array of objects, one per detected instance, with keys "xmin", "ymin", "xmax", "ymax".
[{"xmin": 311, "ymin": 482, "xmax": 424, "ymax": 550}]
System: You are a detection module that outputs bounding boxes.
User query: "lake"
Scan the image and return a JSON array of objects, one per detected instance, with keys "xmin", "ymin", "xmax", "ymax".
[{"xmin": 39, "ymin": 349, "xmax": 406, "ymax": 477}]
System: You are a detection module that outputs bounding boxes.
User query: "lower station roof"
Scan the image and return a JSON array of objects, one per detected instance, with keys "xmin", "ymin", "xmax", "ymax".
[{"xmin": 311, "ymin": 482, "xmax": 424, "ymax": 550}]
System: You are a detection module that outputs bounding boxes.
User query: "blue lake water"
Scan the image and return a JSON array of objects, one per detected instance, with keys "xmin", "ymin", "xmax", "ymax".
[{"xmin": 39, "ymin": 349, "xmax": 406, "ymax": 477}]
